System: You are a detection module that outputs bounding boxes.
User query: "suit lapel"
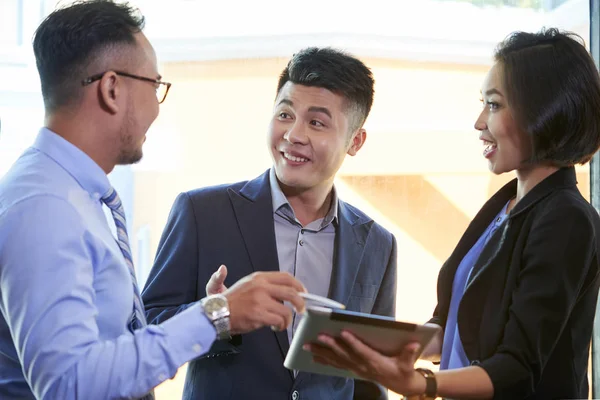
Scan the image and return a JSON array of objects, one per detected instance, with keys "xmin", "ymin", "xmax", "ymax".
[
  {"xmin": 229, "ymin": 170, "xmax": 291, "ymax": 362},
  {"xmin": 464, "ymin": 167, "xmax": 577, "ymax": 292},
  {"xmin": 465, "ymin": 167, "xmax": 577, "ymax": 292},
  {"xmin": 328, "ymin": 201, "xmax": 368, "ymax": 308},
  {"xmin": 295, "ymin": 202, "xmax": 368, "ymax": 385}
]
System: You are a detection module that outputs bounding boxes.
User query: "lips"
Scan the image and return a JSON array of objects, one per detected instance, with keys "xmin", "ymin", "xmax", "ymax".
[
  {"xmin": 281, "ymin": 151, "xmax": 310, "ymax": 163},
  {"xmin": 481, "ymin": 138, "xmax": 497, "ymax": 158}
]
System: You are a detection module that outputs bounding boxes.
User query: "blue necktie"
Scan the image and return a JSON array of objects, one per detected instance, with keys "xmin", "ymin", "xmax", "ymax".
[
  {"xmin": 102, "ymin": 187, "xmax": 147, "ymax": 331},
  {"xmin": 103, "ymin": 188, "xmax": 155, "ymax": 400}
]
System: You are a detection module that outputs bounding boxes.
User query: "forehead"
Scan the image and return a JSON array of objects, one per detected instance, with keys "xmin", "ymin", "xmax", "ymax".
[
  {"xmin": 133, "ymin": 32, "xmax": 157, "ymax": 69},
  {"xmin": 276, "ymin": 82, "xmax": 345, "ymax": 111},
  {"xmin": 481, "ymin": 63, "xmax": 503, "ymax": 93}
]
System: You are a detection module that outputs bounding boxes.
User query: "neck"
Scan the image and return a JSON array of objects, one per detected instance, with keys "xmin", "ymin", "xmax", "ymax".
[
  {"xmin": 514, "ymin": 164, "xmax": 560, "ymax": 204},
  {"xmin": 46, "ymin": 112, "xmax": 116, "ymax": 174},
  {"xmin": 280, "ymin": 180, "xmax": 334, "ymax": 227}
]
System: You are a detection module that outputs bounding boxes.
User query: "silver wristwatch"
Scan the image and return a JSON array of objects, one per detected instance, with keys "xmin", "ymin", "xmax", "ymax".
[{"xmin": 201, "ymin": 294, "xmax": 231, "ymax": 340}]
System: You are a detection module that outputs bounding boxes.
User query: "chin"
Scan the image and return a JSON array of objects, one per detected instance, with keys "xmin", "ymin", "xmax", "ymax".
[
  {"xmin": 117, "ymin": 150, "xmax": 143, "ymax": 166},
  {"xmin": 277, "ymin": 174, "xmax": 304, "ymax": 188},
  {"xmin": 275, "ymin": 171, "xmax": 310, "ymax": 190},
  {"xmin": 488, "ymin": 162, "xmax": 516, "ymax": 176}
]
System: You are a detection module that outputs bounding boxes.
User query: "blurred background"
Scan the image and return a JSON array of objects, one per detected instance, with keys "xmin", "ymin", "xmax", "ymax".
[{"xmin": 0, "ymin": 0, "xmax": 592, "ymax": 398}]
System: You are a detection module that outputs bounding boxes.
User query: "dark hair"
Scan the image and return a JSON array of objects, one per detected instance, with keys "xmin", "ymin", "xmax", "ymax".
[
  {"xmin": 276, "ymin": 47, "xmax": 375, "ymax": 132},
  {"xmin": 494, "ymin": 28, "xmax": 600, "ymax": 167},
  {"xmin": 33, "ymin": 0, "xmax": 145, "ymax": 113}
]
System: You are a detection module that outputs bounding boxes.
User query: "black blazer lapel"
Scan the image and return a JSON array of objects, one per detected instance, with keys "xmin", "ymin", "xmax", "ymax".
[
  {"xmin": 465, "ymin": 167, "xmax": 578, "ymax": 291},
  {"xmin": 228, "ymin": 170, "xmax": 291, "ymax": 361}
]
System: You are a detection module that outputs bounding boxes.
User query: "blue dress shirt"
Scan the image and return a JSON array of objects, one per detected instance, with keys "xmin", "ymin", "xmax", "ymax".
[
  {"xmin": 0, "ymin": 128, "xmax": 216, "ymax": 399},
  {"xmin": 440, "ymin": 200, "xmax": 510, "ymax": 370}
]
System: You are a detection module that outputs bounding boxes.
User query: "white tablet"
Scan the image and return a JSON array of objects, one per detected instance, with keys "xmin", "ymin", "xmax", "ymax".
[{"xmin": 284, "ymin": 306, "xmax": 441, "ymax": 380}]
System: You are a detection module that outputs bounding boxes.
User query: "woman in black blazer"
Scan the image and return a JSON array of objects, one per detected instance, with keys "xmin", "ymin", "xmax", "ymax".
[{"xmin": 307, "ymin": 28, "xmax": 600, "ymax": 399}]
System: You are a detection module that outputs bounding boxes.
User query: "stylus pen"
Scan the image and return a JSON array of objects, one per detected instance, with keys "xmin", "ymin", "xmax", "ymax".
[{"xmin": 299, "ymin": 292, "xmax": 346, "ymax": 310}]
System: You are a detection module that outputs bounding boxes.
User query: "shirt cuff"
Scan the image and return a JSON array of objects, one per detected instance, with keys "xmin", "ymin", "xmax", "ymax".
[{"xmin": 158, "ymin": 302, "xmax": 217, "ymax": 367}]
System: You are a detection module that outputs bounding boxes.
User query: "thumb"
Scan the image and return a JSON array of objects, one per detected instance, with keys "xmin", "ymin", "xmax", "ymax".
[
  {"xmin": 401, "ymin": 342, "xmax": 421, "ymax": 363},
  {"xmin": 405, "ymin": 342, "xmax": 421, "ymax": 354},
  {"xmin": 206, "ymin": 265, "xmax": 228, "ymax": 296},
  {"xmin": 215, "ymin": 264, "xmax": 228, "ymax": 284}
]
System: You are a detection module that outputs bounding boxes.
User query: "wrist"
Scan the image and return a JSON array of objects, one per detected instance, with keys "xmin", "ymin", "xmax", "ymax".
[
  {"xmin": 389, "ymin": 370, "xmax": 426, "ymax": 398},
  {"xmin": 407, "ymin": 370, "xmax": 427, "ymax": 396},
  {"xmin": 413, "ymin": 368, "xmax": 437, "ymax": 399},
  {"xmin": 200, "ymin": 294, "xmax": 231, "ymax": 340}
]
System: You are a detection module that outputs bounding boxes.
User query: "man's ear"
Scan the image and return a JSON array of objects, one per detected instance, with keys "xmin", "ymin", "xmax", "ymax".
[
  {"xmin": 347, "ymin": 129, "xmax": 366, "ymax": 156},
  {"xmin": 98, "ymin": 71, "xmax": 121, "ymax": 114}
]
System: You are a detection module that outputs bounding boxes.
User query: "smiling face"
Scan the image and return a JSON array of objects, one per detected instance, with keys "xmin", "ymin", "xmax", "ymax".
[
  {"xmin": 475, "ymin": 63, "xmax": 532, "ymax": 175},
  {"xmin": 267, "ymin": 82, "xmax": 365, "ymax": 195}
]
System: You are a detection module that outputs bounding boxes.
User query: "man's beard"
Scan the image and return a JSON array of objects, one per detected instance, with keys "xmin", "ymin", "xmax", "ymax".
[
  {"xmin": 116, "ymin": 137, "xmax": 143, "ymax": 165},
  {"xmin": 116, "ymin": 112, "xmax": 144, "ymax": 165}
]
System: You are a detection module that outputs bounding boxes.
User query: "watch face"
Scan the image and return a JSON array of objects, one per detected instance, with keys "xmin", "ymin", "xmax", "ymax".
[{"xmin": 204, "ymin": 296, "xmax": 227, "ymax": 314}]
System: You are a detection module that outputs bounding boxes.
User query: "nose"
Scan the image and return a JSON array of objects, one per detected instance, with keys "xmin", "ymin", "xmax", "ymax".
[
  {"xmin": 283, "ymin": 122, "xmax": 309, "ymax": 145},
  {"xmin": 474, "ymin": 109, "xmax": 487, "ymax": 131}
]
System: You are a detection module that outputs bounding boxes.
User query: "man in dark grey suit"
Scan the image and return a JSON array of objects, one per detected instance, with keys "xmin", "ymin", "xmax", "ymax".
[{"xmin": 142, "ymin": 47, "xmax": 397, "ymax": 400}]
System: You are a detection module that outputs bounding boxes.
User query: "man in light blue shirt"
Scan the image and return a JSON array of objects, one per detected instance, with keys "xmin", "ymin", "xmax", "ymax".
[{"xmin": 0, "ymin": 2, "xmax": 305, "ymax": 399}]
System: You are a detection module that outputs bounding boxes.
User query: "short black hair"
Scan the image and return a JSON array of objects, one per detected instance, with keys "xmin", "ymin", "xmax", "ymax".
[
  {"xmin": 276, "ymin": 47, "xmax": 375, "ymax": 132},
  {"xmin": 494, "ymin": 28, "xmax": 600, "ymax": 167},
  {"xmin": 33, "ymin": 0, "xmax": 145, "ymax": 113}
]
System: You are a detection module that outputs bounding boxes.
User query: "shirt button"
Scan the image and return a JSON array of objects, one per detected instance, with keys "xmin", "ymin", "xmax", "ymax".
[
  {"xmin": 292, "ymin": 390, "xmax": 299, "ymax": 400},
  {"xmin": 158, "ymin": 373, "xmax": 167, "ymax": 381},
  {"xmin": 193, "ymin": 344, "xmax": 202, "ymax": 353},
  {"xmin": 299, "ymin": 240, "xmax": 304, "ymax": 246},
  {"xmin": 300, "ymin": 229, "xmax": 305, "ymax": 234}
]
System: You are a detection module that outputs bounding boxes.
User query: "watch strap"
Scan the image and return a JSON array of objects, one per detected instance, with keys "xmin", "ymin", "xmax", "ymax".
[
  {"xmin": 415, "ymin": 368, "xmax": 437, "ymax": 399},
  {"xmin": 213, "ymin": 314, "xmax": 231, "ymax": 341}
]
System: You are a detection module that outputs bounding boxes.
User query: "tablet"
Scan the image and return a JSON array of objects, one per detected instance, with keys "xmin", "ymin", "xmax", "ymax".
[{"xmin": 284, "ymin": 306, "xmax": 441, "ymax": 380}]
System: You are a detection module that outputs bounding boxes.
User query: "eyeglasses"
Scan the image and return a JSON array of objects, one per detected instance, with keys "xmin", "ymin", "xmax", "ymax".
[{"xmin": 82, "ymin": 70, "xmax": 172, "ymax": 104}]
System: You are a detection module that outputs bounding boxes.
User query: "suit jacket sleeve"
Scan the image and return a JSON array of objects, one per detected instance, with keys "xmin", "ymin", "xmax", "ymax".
[
  {"xmin": 478, "ymin": 203, "xmax": 598, "ymax": 399},
  {"xmin": 142, "ymin": 192, "xmax": 200, "ymax": 324},
  {"xmin": 353, "ymin": 233, "xmax": 397, "ymax": 400}
]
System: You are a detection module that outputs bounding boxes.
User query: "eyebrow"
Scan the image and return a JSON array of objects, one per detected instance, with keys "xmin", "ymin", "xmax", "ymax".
[
  {"xmin": 276, "ymin": 98, "xmax": 333, "ymax": 119},
  {"xmin": 483, "ymin": 88, "xmax": 503, "ymax": 97}
]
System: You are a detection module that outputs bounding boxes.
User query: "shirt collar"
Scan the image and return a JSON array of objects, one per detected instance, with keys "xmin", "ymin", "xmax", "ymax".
[
  {"xmin": 33, "ymin": 128, "xmax": 111, "ymax": 198},
  {"xmin": 268, "ymin": 168, "xmax": 338, "ymax": 227}
]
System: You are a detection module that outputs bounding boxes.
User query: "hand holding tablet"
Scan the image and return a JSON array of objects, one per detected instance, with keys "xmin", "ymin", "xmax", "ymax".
[{"xmin": 284, "ymin": 306, "xmax": 441, "ymax": 380}]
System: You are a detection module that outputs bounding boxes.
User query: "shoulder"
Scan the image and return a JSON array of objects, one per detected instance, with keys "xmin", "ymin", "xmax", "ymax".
[
  {"xmin": 0, "ymin": 149, "xmax": 81, "ymax": 214},
  {"xmin": 166, "ymin": 180, "xmax": 250, "ymax": 219},
  {"xmin": 185, "ymin": 180, "xmax": 248, "ymax": 202},
  {"xmin": 535, "ymin": 188, "xmax": 599, "ymax": 227},
  {"xmin": 340, "ymin": 200, "xmax": 394, "ymax": 243},
  {"xmin": 521, "ymin": 187, "xmax": 600, "ymax": 252}
]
